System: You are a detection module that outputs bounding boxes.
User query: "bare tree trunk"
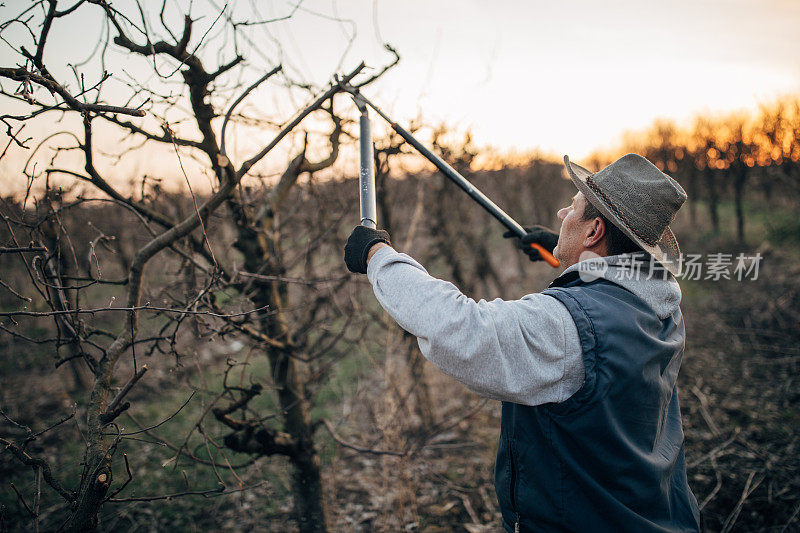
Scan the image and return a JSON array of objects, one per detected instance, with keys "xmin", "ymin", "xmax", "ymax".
[
  {"xmin": 429, "ymin": 175, "xmax": 469, "ymax": 289},
  {"xmin": 271, "ymin": 343, "xmax": 328, "ymax": 532},
  {"xmin": 704, "ymin": 168, "xmax": 720, "ymax": 233},
  {"xmin": 684, "ymin": 166, "xmax": 699, "ymax": 226},
  {"xmin": 226, "ymin": 247, "xmax": 330, "ymax": 529},
  {"xmin": 732, "ymin": 166, "xmax": 748, "ymax": 243},
  {"xmin": 258, "ymin": 281, "xmax": 329, "ymax": 530},
  {"xmin": 761, "ymin": 167, "xmax": 774, "ymax": 202},
  {"xmin": 228, "ymin": 165, "xmax": 330, "ymax": 530},
  {"xmin": 403, "ymin": 333, "xmax": 437, "ymax": 428},
  {"xmin": 62, "ymin": 366, "xmax": 114, "ymax": 532}
]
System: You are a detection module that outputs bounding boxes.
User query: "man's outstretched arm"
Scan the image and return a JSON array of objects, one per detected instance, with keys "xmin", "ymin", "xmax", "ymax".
[{"xmin": 363, "ymin": 243, "xmax": 584, "ymax": 406}]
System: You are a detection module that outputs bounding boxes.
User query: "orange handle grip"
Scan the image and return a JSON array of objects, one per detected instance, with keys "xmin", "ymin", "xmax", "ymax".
[{"xmin": 529, "ymin": 243, "xmax": 560, "ymax": 268}]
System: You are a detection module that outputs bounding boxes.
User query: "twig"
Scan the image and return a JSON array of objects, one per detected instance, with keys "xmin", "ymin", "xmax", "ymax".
[
  {"xmin": 219, "ymin": 65, "xmax": 282, "ymax": 159},
  {"xmin": 459, "ymin": 493, "xmax": 481, "ymax": 526},
  {"xmin": 23, "ymin": 404, "xmax": 77, "ymax": 447},
  {"xmin": 235, "ymin": 271, "xmax": 349, "ymax": 286},
  {"xmin": 321, "ymin": 418, "xmax": 404, "ymax": 457},
  {"xmin": 410, "ymin": 399, "xmax": 489, "ymax": 456},
  {"xmin": 720, "ymin": 470, "xmax": 765, "ymax": 533},
  {"xmin": 124, "ymin": 413, "xmax": 257, "ymax": 469},
  {"xmin": 699, "ymin": 457, "xmax": 722, "ymax": 510},
  {"xmin": 353, "ymin": 43, "xmax": 400, "ymax": 88},
  {"xmin": 0, "ymin": 304, "xmax": 269, "ymax": 318},
  {"xmin": 0, "ymin": 67, "xmax": 146, "ymax": 117},
  {"xmin": 106, "ymin": 481, "xmax": 263, "ymax": 503},
  {"xmin": 0, "ymin": 121, "xmax": 32, "ymax": 153},
  {"xmin": 166, "ymin": 126, "xmax": 217, "ymax": 266},
  {"xmin": 106, "ymin": 485, "xmax": 225, "ymax": 502},
  {"xmin": 688, "ymin": 429, "xmax": 740, "ymax": 468},
  {"xmin": 197, "ymin": 424, "xmax": 226, "ymax": 486},
  {"xmin": 33, "ymin": 467, "xmax": 41, "ymax": 533},
  {"xmin": 104, "ymin": 453, "xmax": 133, "ymax": 500},
  {"xmin": 100, "ymin": 366, "xmax": 147, "ymax": 424},
  {"xmin": 105, "ymin": 391, "xmax": 195, "ymax": 436},
  {"xmin": 9, "ymin": 482, "xmax": 34, "ymax": 518},
  {"xmin": 781, "ymin": 500, "xmax": 800, "ymax": 532},
  {"xmin": 691, "ymin": 383, "xmax": 721, "ymax": 436},
  {"xmin": 0, "ymin": 406, "xmax": 32, "ymax": 435},
  {"xmin": 212, "ymin": 383, "xmax": 262, "ymax": 421},
  {"xmin": 0, "ymin": 246, "xmax": 47, "ymax": 253},
  {"xmin": 0, "ymin": 277, "xmax": 32, "ymax": 302}
]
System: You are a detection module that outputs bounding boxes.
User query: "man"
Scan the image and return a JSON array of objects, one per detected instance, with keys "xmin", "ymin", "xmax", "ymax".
[{"xmin": 344, "ymin": 153, "xmax": 700, "ymax": 532}]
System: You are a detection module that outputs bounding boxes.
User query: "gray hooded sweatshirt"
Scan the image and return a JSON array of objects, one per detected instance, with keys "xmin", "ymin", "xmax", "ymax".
[{"xmin": 366, "ymin": 247, "xmax": 682, "ymax": 406}]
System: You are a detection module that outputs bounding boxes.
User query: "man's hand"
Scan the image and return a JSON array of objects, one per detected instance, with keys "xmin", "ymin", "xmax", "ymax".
[
  {"xmin": 344, "ymin": 225, "xmax": 392, "ymax": 274},
  {"xmin": 503, "ymin": 225, "xmax": 559, "ymax": 262}
]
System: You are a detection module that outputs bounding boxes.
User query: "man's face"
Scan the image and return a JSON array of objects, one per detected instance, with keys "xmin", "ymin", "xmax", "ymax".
[{"xmin": 553, "ymin": 192, "xmax": 594, "ymax": 268}]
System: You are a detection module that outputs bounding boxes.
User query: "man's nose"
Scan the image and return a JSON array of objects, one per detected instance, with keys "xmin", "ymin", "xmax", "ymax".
[{"xmin": 557, "ymin": 207, "xmax": 568, "ymax": 221}]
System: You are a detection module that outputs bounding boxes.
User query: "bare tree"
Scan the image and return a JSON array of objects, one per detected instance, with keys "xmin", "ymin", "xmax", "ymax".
[
  {"xmin": 689, "ymin": 115, "xmax": 724, "ymax": 233},
  {"xmin": 0, "ymin": 1, "xmax": 397, "ymax": 531},
  {"xmin": 717, "ymin": 115, "xmax": 757, "ymax": 243}
]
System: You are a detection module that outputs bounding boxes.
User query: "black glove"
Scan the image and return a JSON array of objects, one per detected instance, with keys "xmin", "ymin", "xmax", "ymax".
[
  {"xmin": 503, "ymin": 225, "xmax": 559, "ymax": 262},
  {"xmin": 344, "ymin": 225, "xmax": 391, "ymax": 274}
]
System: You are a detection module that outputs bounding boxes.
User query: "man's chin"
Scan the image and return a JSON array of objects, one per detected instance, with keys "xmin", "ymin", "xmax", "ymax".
[{"xmin": 554, "ymin": 246, "xmax": 578, "ymax": 271}]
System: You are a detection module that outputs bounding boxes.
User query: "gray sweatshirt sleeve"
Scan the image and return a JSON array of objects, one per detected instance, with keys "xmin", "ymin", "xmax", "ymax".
[{"xmin": 366, "ymin": 246, "xmax": 585, "ymax": 406}]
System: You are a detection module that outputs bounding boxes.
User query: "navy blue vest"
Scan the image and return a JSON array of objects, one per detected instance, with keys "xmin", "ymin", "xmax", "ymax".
[{"xmin": 494, "ymin": 272, "xmax": 700, "ymax": 532}]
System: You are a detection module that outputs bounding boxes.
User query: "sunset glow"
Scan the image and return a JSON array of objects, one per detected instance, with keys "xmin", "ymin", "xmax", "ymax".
[{"xmin": 1, "ymin": 0, "xmax": 799, "ymax": 189}]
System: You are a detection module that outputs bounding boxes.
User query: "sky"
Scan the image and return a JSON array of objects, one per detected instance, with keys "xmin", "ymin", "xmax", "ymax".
[
  {"xmin": 1, "ymin": 0, "xmax": 800, "ymax": 188},
  {"xmin": 275, "ymin": 0, "xmax": 800, "ymax": 156}
]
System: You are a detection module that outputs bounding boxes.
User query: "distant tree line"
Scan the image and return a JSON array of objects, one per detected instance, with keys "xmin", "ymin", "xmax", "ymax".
[{"xmin": 589, "ymin": 96, "xmax": 800, "ymax": 242}]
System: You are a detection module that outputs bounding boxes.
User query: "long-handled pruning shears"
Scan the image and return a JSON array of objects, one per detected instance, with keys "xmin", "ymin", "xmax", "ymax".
[{"xmin": 345, "ymin": 85, "xmax": 560, "ymax": 268}]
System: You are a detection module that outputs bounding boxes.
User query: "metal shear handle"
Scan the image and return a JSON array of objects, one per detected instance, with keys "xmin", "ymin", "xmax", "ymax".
[{"xmin": 354, "ymin": 93, "xmax": 377, "ymax": 229}]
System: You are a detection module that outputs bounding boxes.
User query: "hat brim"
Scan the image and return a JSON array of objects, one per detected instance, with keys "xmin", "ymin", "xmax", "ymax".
[{"xmin": 563, "ymin": 155, "xmax": 683, "ymax": 276}]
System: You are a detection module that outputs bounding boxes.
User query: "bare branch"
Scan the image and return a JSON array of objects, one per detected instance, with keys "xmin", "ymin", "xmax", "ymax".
[
  {"xmin": 0, "ymin": 246, "xmax": 47, "ymax": 253},
  {"xmin": 0, "ymin": 67, "xmax": 146, "ymax": 117},
  {"xmin": 219, "ymin": 64, "xmax": 282, "ymax": 159},
  {"xmin": 209, "ymin": 54, "xmax": 243, "ymax": 81},
  {"xmin": 9, "ymin": 482, "xmax": 35, "ymax": 518},
  {"xmin": 237, "ymin": 62, "xmax": 365, "ymax": 178},
  {"xmin": 235, "ymin": 271, "xmax": 349, "ymax": 286},
  {"xmin": 23, "ymin": 405, "xmax": 77, "ymax": 447},
  {"xmin": 94, "ymin": 113, "xmax": 202, "ymax": 148},
  {"xmin": 0, "ymin": 304, "xmax": 270, "ymax": 318},
  {"xmin": 354, "ymin": 43, "xmax": 400, "ymax": 88},
  {"xmin": 107, "ymin": 484, "xmax": 263, "ymax": 503},
  {"xmin": 100, "ymin": 366, "xmax": 148, "ymax": 424},
  {"xmin": 321, "ymin": 419, "xmax": 404, "ymax": 457},
  {"xmin": 106, "ymin": 391, "xmax": 195, "ymax": 437},
  {"xmin": 0, "ymin": 438, "xmax": 74, "ymax": 502},
  {"xmin": 104, "ymin": 453, "xmax": 132, "ymax": 500}
]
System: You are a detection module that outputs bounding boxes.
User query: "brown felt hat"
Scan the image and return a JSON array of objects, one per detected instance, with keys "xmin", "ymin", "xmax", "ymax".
[{"xmin": 563, "ymin": 153, "xmax": 686, "ymax": 276}]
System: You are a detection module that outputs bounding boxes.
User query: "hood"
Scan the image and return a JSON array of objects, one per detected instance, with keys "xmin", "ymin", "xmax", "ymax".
[{"xmin": 561, "ymin": 253, "xmax": 682, "ymax": 319}]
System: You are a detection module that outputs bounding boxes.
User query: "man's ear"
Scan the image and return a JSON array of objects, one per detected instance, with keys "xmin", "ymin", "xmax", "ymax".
[{"xmin": 583, "ymin": 217, "xmax": 606, "ymax": 249}]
